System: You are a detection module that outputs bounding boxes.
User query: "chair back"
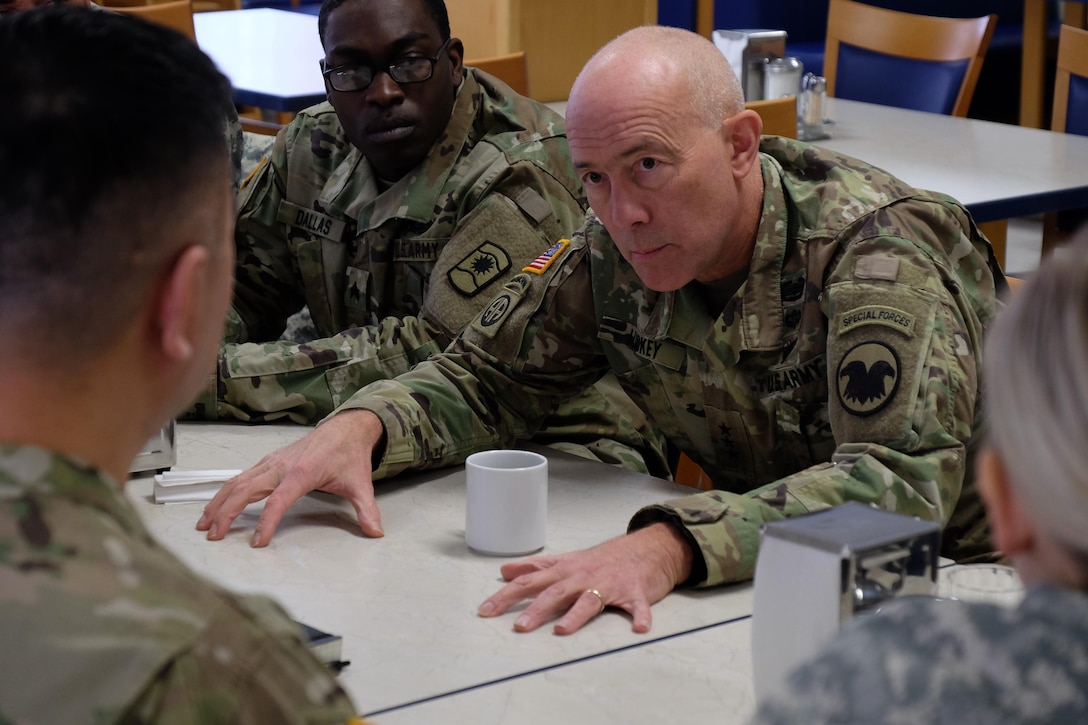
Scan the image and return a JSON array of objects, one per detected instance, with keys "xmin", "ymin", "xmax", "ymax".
[
  {"xmin": 823, "ymin": 0, "xmax": 995, "ymax": 117},
  {"xmin": 745, "ymin": 96, "xmax": 798, "ymax": 138},
  {"xmin": 466, "ymin": 51, "xmax": 530, "ymax": 97},
  {"xmin": 1053, "ymin": 24, "xmax": 1088, "ymax": 136},
  {"xmin": 109, "ymin": 0, "xmax": 196, "ymax": 42}
]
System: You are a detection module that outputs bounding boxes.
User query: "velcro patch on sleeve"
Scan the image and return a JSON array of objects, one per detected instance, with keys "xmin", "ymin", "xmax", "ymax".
[
  {"xmin": 447, "ymin": 241, "xmax": 512, "ymax": 296},
  {"xmin": 838, "ymin": 304, "xmax": 916, "ymax": 338},
  {"xmin": 523, "ymin": 238, "xmax": 570, "ymax": 275},
  {"xmin": 472, "ymin": 273, "xmax": 532, "ymax": 339},
  {"xmin": 854, "ymin": 255, "xmax": 900, "ymax": 281},
  {"xmin": 825, "ymin": 284, "xmax": 937, "ymax": 442},
  {"xmin": 513, "ymin": 187, "xmax": 554, "ymax": 224}
]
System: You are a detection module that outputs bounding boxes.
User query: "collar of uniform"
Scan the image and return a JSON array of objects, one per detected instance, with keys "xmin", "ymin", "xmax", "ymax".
[
  {"xmin": 324, "ymin": 72, "xmax": 481, "ymax": 230},
  {"xmin": 733, "ymin": 151, "xmax": 791, "ymax": 352}
]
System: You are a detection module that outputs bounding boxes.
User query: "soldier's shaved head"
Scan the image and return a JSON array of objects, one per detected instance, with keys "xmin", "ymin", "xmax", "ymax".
[
  {"xmin": 0, "ymin": 6, "xmax": 234, "ymax": 369},
  {"xmin": 573, "ymin": 25, "xmax": 745, "ymax": 130}
]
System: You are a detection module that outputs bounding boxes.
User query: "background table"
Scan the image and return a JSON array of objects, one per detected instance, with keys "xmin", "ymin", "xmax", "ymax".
[
  {"xmin": 194, "ymin": 9, "xmax": 325, "ymax": 114},
  {"xmin": 127, "ymin": 423, "xmax": 755, "ymax": 719},
  {"xmin": 819, "ymin": 98, "xmax": 1088, "ymax": 224}
]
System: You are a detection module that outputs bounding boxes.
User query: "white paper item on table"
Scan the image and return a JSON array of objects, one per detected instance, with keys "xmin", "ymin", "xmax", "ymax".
[
  {"xmin": 153, "ymin": 469, "xmax": 241, "ymax": 504},
  {"xmin": 711, "ymin": 30, "xmax": 748, "ymax": 88}
]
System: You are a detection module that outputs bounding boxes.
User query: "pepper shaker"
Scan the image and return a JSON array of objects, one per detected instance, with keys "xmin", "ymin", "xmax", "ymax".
[{"xmin": 800, "ymin": 72, "xmax": 828, "ymax": 141}]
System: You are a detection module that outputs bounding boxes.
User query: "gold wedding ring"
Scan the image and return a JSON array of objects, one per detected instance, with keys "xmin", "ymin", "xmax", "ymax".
[{"xmin": 585, "ymin": 588, "xmax": 606, "ymax": 614}]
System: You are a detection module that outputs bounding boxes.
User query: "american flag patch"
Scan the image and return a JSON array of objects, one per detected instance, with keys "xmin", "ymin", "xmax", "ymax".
[{"xmin": 522, "ymin": 238, "xmax": 570, "ymax": 275}]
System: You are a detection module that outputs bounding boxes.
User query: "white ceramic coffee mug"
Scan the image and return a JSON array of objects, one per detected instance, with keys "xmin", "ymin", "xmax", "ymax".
[{"xmin": 465, "ymin": 449, "xmax": 547, "ymax": 556}]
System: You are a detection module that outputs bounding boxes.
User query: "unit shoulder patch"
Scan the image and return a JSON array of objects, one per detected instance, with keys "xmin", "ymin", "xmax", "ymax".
[
  {"xmin": 447, "ymin": 241, "xmax": 512, "ymax": 296},
  {"xmin": 836, "ymin": 340, "xmax": 901, "ymax": 416}
]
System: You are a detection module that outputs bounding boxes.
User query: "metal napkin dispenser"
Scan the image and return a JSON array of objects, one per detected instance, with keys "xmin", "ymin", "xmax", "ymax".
[
  {"xmin": 751, "ymin": 502, "xmax": 940, "ymax": 701},
  {"xmin": 129, "ymin": 420, "xmax": 176, "ymax": 476},
  {"xmin": 712, "ymin": 28, "xmax": 787, "ymax": 102}
]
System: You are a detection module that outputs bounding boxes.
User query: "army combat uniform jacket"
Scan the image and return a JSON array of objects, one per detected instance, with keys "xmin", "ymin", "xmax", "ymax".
[
  {"xmin": 337, "ymin": 137, "xmax": 1004, "ymax": 587},
  {"xmin": 192, "ymin": 69, "xmax": 666, "ymax": 476},
  {"xmin": 750, "ymin": 585, "xmax": 1088, "ymax": 723},
  {"xmin": 0, "ymin": 444, "xmax": 357, "ymax": 723}
]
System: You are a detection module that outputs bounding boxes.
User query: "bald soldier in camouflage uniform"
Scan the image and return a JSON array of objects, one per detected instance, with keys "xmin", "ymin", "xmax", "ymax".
[
  {"xmin": 186, "ymin": 0, "xmax": 665, "ymax": 476},
  {"xmin": 346, "ymin": 134, "xmax": 1002, "ymax": 583},
  {"xmin": 0, "ymin": 8, "xmax": 357, "ymax": 721},
  {"xmin": 199, "ymin": 26, "xmax": 1003, "ymax": 634}
]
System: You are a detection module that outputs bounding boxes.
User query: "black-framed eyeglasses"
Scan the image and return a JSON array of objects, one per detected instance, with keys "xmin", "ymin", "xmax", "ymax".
[{"xmin": 321, "ymin": 38, "xmax": 451, "ymax": 93}]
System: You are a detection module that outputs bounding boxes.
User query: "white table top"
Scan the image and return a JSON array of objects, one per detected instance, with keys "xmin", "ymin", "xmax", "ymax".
[
  {"xmin": 818, "ymin": 98, "xmax": 1088, "ymax": 223},
  {"xmin": 545, "ymin": 97, "xmax": 1088, "ymax": 224},
  {"xmin": 376, "ymin": 618, "xmax": 758, "ymax": 724},
  {"xmin": 194, "ymin": 9, "xmax": 325, "ymax": 112},
  {"xmin": 126, "ymin": 423, "xmax": 754, "ymax": 718}
]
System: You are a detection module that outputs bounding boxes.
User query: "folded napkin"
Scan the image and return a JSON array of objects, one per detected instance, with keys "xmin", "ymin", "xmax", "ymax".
[{"xmin": 153, "ymin": 469, "xmax": 241, "ymax": 504}]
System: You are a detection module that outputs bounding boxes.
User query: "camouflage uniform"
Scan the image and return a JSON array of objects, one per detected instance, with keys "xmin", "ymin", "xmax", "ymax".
[
  {"xmin": 750, "ymin": 585, "xmax": 1088, "ymax": 723},
  {"xmin": 0, "ymin": 443, "xmax": 357, "ymax": 723},
  {"xmin": 338, "ymin": 137, "xmax": 1005, "ymax": 587},
  {"xmin": 240, "ymin": 129, "xmax": 275, "ymax": 186},
  {"xmin": 188, "ymin": 69, "xmax": 667, "ymax": 477}
]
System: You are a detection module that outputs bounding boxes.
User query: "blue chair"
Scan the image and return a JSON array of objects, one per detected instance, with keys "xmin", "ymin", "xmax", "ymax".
[{"xmin": 824, "ymin": 0, "xmax": 996, "ymax": 117}]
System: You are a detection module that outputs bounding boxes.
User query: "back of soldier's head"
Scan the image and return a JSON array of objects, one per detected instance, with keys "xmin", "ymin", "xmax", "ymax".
[
  {"xmin": 984, "ymin": 230, "xmax": 1088, "ymax": 563},
  {"xmin": 0, "ymin": 5, "xmax": 234, "ymax": 367}
]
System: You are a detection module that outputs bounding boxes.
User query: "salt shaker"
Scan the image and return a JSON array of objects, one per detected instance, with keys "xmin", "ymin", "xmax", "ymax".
[
  {"xmin": 800, "ymin": 72, "xmax": 828, "ymax": 141},
  {"xmin": 762, "ymin": 56, "xmax": 803, "ymax": 101}
]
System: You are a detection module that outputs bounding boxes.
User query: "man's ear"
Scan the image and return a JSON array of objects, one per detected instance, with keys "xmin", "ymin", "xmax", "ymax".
[
  {"xmin": 155, "ymin": 245, "xmax": 210, "ymax": 364},
  {"xmin": 978, "ymin": 447, "xmax": 1036, "ymax": 557},
  {"xmin": 446, "ymin": 37, "xmax": 465, "ymax": 83},
  {"xmin": 725, "ymin": 109, "xmax": 762, "ymax": 178}
]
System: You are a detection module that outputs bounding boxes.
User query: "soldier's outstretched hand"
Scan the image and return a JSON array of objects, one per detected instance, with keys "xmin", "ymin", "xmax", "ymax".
[
  {"xmin": 476, "ymin": 522, "xmax": 693, "ymax": 635},
  {"xmin": 196, "ymin": 409, "xmax": 387, "ymax": 546}
]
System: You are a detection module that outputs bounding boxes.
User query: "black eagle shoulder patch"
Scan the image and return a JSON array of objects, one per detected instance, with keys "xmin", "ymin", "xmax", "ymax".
[{"xmin": 836, "ymin": 341, "xmax": 901, "ymax": 416}]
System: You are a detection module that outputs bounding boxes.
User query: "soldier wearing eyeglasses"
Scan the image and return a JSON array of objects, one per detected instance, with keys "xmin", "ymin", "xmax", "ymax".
[{"xmin": 187, "ymin": 0, "xmax": 666, "ymax": 486}]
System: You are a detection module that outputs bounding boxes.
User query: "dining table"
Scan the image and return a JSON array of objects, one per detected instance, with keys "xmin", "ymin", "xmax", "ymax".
[
  {"xmin": 128, "ymin": 423, "xmax": 1016, "ymax": 722},
  {"xmin": 126, "ymin": 423, "xmax": 758, "ymax": 721}
]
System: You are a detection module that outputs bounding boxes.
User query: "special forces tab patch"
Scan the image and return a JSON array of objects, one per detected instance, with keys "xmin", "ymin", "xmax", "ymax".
[
  {"xmin": 447, "ymin": 241, "xmax": 512, "ymax": 296},
  {"xmin": 838, "ymin": 304, "xmax": 916, "ymax": 338},
  {"xmin": 523, "ymin": 239, "xmax": 570, "ymax": 275},
  {"xmin": 836, "ymin": 341, "xmax": 901, "ymax": 416}
]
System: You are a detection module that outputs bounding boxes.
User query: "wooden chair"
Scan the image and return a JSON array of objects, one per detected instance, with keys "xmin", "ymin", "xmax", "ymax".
[
  {"xmin": 465, "ymin": 51, "xmax": 530, "ymax": 97},
  {"xmin": 823, "ymin": 0, "xmax": 996, "ymax": 118},
  {"xmin": 745, "ymin": 96, "xmax": 798, "ymax": 139},
  {"xmin": 108, "ymin": 0, "xmax": 196, "ymax": 42},
  {"xmin": 1041, "ymin": 24, "xmax": 1088, "ymax": 256}
]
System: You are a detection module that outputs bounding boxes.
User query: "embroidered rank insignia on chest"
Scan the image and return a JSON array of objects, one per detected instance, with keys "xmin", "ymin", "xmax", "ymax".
[
  {"xmin": 523, "ymin": 238, "xmax": 570, "ymax": 274},
  {"xmin": 447, "ymin": 241, "xmax": 511, "ymax": 296},
  {"xmin": 836, "ymin": 341, "xmax": 901, "ymax": 416}
]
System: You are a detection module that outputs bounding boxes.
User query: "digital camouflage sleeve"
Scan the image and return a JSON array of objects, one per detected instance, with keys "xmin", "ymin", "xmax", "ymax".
[{"xmin": 750, "ymin": 585, "xmax": 1088, "ymax": 723}]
